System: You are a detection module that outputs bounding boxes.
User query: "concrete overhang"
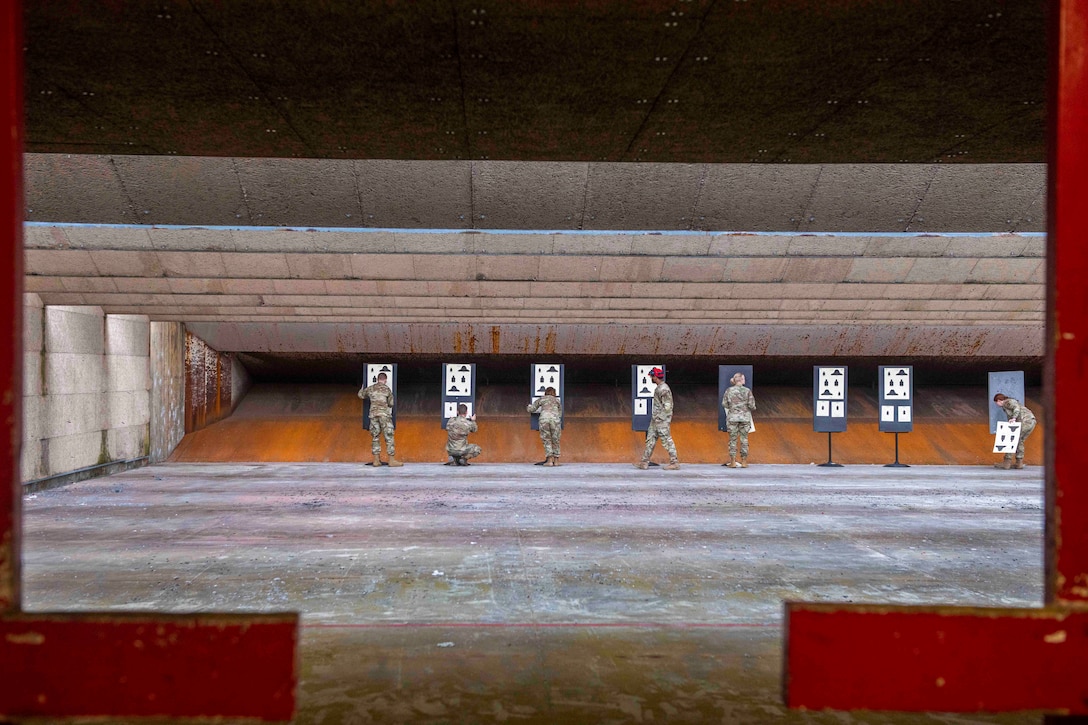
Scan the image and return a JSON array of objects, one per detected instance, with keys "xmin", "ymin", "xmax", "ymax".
[{"xmin": 23, "ymin": 158, "xmax": 1045, "ymax": 359}]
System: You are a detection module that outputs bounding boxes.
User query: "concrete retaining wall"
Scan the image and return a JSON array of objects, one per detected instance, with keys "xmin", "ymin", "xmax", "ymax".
[{"xmin": 22, "ymin": 300, "xmax": 151, "ymax": 483}]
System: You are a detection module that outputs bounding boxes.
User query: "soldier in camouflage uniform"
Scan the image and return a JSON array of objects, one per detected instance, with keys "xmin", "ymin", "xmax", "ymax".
[
  {"xmin": 446, "ymin": 403, "xmax": 481, "ymax": 466},
  {"xmin": 993, "ymin": 393, "xmax": 1037, "ymax": 469},
  {"xmin": 358, "ymin": 372, "xmax": 403, "ymax": 467},
  {"xmin": 527, "ymin": 386, "xmax": 563, "ymax": 466},
  {"xmin": 634, "ymin": 367, "xmax": 680, "ymax": 470},
  {"xmin": 722, "ymin": 372, "xmax": 756, "ymax": 468}
]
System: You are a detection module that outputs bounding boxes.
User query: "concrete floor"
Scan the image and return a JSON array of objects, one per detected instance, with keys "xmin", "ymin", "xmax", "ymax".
[{"xmin": 22, "ymin": 463, "xmax": 1046, "ymax": 724}]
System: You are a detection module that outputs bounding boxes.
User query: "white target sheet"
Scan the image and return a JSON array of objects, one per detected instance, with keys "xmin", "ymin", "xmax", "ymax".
[{"xmin": 993, "ymin": 420, "xmax": 1022, "ymax": 454}]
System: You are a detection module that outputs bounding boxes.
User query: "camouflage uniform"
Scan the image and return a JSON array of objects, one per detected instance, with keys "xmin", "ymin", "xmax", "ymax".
[
  {"xmin": 722, "ymin": 383, "xmax": 756, "ymax": 458},
  {"xmin": 998, "ymin": 397, "xmax": 1037, "ymax": 461},
  {"xmin": 527, "ymin": 394, "xmax": 563, "ymax": 458},
  {"xmin": 358, "ymin": 381, "xmax": 396, "ymax": 456},
  {"xmin": 446, "ymin": 415, "xmax": 481, "ymax": 461},
  {"xmin": 641, "ymin": 381, "xmax": 678, "ymax": 463}
]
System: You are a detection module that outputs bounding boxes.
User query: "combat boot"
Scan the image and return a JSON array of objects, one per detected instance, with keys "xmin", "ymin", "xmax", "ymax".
[
  {"xmin": 372, "ymin": 454, "xmax": 383, "ymax": 467},
  {"xmin": 543, "ymin": 456, "xmax": 554, "ymax": 467},
  {"xmin": 994, "ymin": 458, "xmax": 1012, "ymax": 470},
  {"xmin": 388, "ymin": 457, "xmax": 404, "ymax": 467},
  {"xmin": 551, "ymin": 456, "xmax": 561, "ymax": 467},
  {"xmin": 724, "ymin": 457, "xmax": 736, "ymax": 468},
  {"xmin": 663, "ymin": 460, "xmax": 680, "ymax": 471},
  {"xmin": 634, "ymin": 460, "xmax": 649, "ymax": 470},
  {"xmin": 1012, "ymin": 459, "xmax": 1025, "ymax": 469},
  {"xmin": 740, "ymin": 455, "xmax": 748, "ymax": 468}
]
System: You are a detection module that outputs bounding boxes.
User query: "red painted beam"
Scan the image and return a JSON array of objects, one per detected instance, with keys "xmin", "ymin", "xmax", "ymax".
[
  {"xmin": 785, "ymin": 603, "xmax": 1088, "ymax": 713},
  {"xmin": 0, "ymin": 0, "xmax": 24, "ymax": 613},
  {"xmin": 1047, "ymin": 0, "xmax": 1088, "ymax": 606},
  {"xmin": 0, "ymin": 6, "xmax": 301, "ymax": 722},
  {"xmin": 0, "ymin": 613, "xmax": 299, "ymax": 720}
]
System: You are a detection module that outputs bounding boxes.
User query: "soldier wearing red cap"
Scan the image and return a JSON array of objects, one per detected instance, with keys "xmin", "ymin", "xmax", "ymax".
[{"xmin": 634, "ymin": 367, "xmax": 680, "ymax": 470}]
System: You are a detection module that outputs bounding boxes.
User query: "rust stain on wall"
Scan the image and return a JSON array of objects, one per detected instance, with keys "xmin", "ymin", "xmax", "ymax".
[
  {"xmin": 490, "ymin": 326, "xmax": 501, "ymax": 354},
  {"xmin": 184, "ymin": 332, "xmax": 234, "ymax": 434}
]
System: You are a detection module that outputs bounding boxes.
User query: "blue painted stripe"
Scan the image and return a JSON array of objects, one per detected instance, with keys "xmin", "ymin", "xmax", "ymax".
[{"xmin": 23, "ymin": 221, "xmax": 1045, "ymax": 238}]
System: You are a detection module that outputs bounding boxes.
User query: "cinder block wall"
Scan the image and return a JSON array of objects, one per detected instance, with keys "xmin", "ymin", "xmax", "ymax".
[{"xmin": 21, "ymin": 300, "xmax": 152, "ymax": 483}]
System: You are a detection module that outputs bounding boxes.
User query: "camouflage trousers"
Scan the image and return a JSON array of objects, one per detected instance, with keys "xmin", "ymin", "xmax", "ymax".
[
  {"xmin": 538, "ymin": 418, "xmax": 562, "ymax": 458},
  {"xmin": 728, "ymin": 421, "xmax": 751, "ymax": 458},
  {"xmin": 447, "ymin": 442, "xmax": 482, "ymax": 461},
  {"xmin": 369, "ymin": 414, "xmax": 395, "ymax": 456},
  {"xmin": 642, "ymin": 420, "xmax": 678, "ymax": 462},
  {"xmin": 1002, "ymin": 417, "xmax": 1037, "ymax": 460}
]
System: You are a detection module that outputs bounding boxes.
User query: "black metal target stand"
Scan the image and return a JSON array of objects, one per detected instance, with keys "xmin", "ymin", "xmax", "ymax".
[
  {"xmin": 885, "ymin": 432, "xmax": 910, "ymax": 467},
  {"xmin": 817, "ymin": 432, "xmax": 844, "ymax": 467}
]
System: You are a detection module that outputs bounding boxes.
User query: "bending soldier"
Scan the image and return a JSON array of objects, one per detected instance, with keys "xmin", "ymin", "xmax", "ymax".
[
  {"xmin": 358, "ymin": 372, "xmax": 403, "ymax": 467},
  {"xmin": 722, "ymin": 372, "xmax": 756, "ymax": 468},
  {"xmin": 527, "ymin": 386, "xmax": 563, "ymax": 466},
  {"xmin": 446, "ymin": 403, "xmax": 481, "ymax": 466},
  {"xmin": 634, "ymin": 367, "xmax": 680, "ymax": 470},
  {"xmin": 993, "ymin": 393, "xmax": 1037, "ymax": 469}
]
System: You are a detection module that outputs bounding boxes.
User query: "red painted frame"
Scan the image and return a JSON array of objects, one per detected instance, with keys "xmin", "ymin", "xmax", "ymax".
[
  {"xmin": 0, "ymin": 0, "xmax": 24, "ymax": 615},
  {"xmin": 0, "ymin": 615, "xmax": 298, "ymax": 719},
  {"xmin": 0, "ymin": 5, "xmax": 298, "ymax": 720},
  {"xmin": 1046, "ymin": 0, "xmax": 1088, "ymax": 608},
  {"xmin": 786, "ymin": 0, "xmax": 1088, "ymax": 713},
  {"xmin": 787, "ymin": 605, "xmax": 1088, "ymax": 712},
  {"xmin": 3, "ymin": 0, "xmax": 1082, "ymax": 719}
]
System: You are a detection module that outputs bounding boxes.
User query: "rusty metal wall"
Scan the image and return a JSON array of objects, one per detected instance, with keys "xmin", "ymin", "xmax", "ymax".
[
  {"xmin": 186, "ymin": 322, "xmax": 1044, "ymax": 360},
  {"xmin": 170, "ymin": 383, "xmax": 1044, "ymax": 466},
  {"xmin": 184, "ymin": 331, "xmax": 233, "ymax": 434}
]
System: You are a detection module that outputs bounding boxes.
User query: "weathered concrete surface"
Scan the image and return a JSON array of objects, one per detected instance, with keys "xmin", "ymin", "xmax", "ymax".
[
  {"xmin": 149, "ymin": 321, "xmax": 185, "ymax": 462},
  {"xmin": 23, "ymin": 158, "xmax": 1047, "ymax": 233},
  {"xmin": 22, "ymin": 293, "xmax": 44, "ymax": 481},
  {"xmin": 169, "ymin": 383, "xmax": 1044, "ymax": 466},
  {"xmin": 24, "ymin": 221, "xmax": 1046, "ymax": 332},
  {"xmin": 21, "ymin": 463, "xmax": 1043, "ymax": 723},
  {"xmin": 23, "ymin": 303, "xmax": 152, "ymax": 483}
]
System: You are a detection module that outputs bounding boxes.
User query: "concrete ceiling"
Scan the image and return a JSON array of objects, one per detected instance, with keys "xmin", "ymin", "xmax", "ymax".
[
  {"xmin": 19, "ymin": 0, "xmax": 1049, "ymax": 361},
  {"xmin": 24, "ymin": 156, "xmax": 1045, "ymax": 233},
  {"xmin": 23, "ymin": 0, "xmax": 1046, "ymax": 164}
]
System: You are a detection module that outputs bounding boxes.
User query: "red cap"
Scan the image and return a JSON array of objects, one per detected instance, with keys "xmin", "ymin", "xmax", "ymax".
[{"xmin": 650, "ymin": 367, "xmax": 665, "ymax": 378}]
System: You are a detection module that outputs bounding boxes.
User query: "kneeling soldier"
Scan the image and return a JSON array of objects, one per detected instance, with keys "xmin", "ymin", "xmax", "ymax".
[{"xmin": 445, "ymin": 403, "xmax": 481, "ymax": 466}]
